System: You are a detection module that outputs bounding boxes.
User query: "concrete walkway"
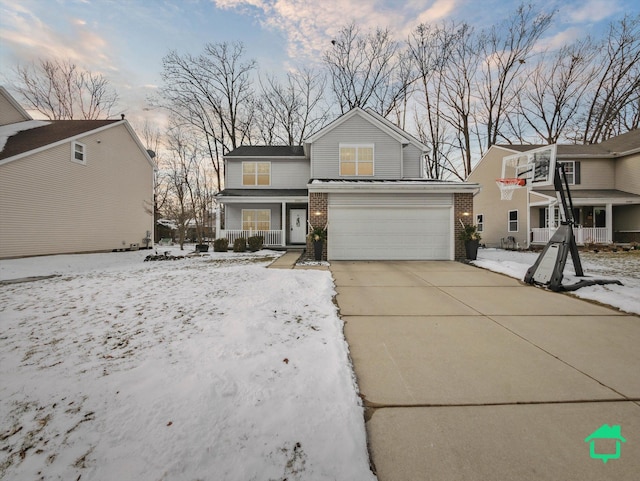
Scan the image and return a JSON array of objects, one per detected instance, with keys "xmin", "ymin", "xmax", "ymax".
[
  {"xmin": 267, "ymin": 250, "xmax": 303, "ymax": 269},
  {"xmin": 330, "ymin": 261, "xmax": 640, "ymax": 481}
]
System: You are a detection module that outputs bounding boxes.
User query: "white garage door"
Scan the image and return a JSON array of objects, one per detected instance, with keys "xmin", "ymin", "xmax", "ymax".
[{"xmin": 328, "ymin": 193, "xmax": 452, "ymax": 260}]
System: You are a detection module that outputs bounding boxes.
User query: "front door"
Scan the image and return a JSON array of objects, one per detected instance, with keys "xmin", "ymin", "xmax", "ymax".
[{"xmin": 289, "ymin": 209, "xmax": 307, "ymax": 244}]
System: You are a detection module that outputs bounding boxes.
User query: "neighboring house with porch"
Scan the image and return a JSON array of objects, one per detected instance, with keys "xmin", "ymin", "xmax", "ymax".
[
  {"xmin": 0, "ymin": 86, "xmax": 156, "ymax": 259},
  {"xmin": 467, "ymin": 129, "xmax": 640, "ymax": 248},
  {"xmin": 216, "ymin": 107, "xmax": 479, "ymax": 260}
]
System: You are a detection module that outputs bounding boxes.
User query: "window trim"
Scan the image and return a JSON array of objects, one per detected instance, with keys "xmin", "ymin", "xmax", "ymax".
[
  {"xmin": 241, "ymin": 161, "xmax": 271, "ymax": 186},
  {"xmin": 72, "ymin": 141, "xmax": 86, "ymax": 165},
  {"xmin": 558, "ymin": 161, "xmax": 575, "ymax": 185},
  {"xmin": 241, "ymin": 209, "xmax": 271, "ymax": 231},
  {"xmin": 339, "ymin": 143, "xmax": 375, "ymax": 177},
  {"xmin": 508, "ymin": 209, "xmax": 519, "ymax": 232},
  {"xmin": 476, "ymin": 213, "xmax": 484, "ymax": 232}
]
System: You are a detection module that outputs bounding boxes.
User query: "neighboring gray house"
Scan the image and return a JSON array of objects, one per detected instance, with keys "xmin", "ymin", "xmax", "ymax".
[
  {"xmin": 217, "ymin": 107, "xmax": 479, "ymax": 260},
  {"xmin": 0, "ymin": 86, "xmax": 156, "ymax": 259}
]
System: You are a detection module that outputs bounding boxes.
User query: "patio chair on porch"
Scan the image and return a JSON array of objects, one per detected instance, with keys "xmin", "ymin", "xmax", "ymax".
[{"xmin": 501, "ymin": 236, "xmax": 519, "ymax": 250}]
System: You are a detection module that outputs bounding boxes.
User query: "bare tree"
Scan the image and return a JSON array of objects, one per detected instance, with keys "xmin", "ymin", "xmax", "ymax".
[
  {"xmin": 164, "ymin": 123, "xmax": 217, "ymax": 248},
  {"xmin": 255, "ymin": 68, "xmax": 330, "ymax": 145},
  {"xmin": 475, "ymin": 4, "xmax": 554, "ymax": 150},
  {"xmin": 158, "ymin": 41, "xmax": 257, "ymax": 190},
  {"xmin": 13, "ymin": 58, "xmax": 119, "ymax": 119},
  {"xmin": 578, "ymin": 13, "xmax": 640, "ymax": 143},
  {"xmin": 511, "ymin": 39, "xmax": 596, "ymax": 144},
  {"xmin": 409, "ymin": 22, "xmax": 475, "ymax": 180},
  {"xmin": 323, "ymin": 22, "xmax": 414, "ymax": 117}
]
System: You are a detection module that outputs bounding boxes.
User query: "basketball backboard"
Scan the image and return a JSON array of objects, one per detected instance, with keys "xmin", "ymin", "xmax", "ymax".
[{"xmin": 500, "ymin": 144, "xmax": 557, "ymax": 188}]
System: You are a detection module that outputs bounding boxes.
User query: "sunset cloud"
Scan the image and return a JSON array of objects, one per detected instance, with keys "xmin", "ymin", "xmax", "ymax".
[
  {"xmin": 0, "ymin": 1, "xmax": 116, "ymax": 73},
  {"xmin": 213, "ymin": 0, "xmax": 461, "ymax": 58}
]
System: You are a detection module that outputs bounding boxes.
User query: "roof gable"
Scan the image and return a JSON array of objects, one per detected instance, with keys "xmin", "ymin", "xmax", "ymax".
[
  {"xmin": 0, "ymin": 120, "xmax": 120, "ymax": 162},
  {"xmin": 304, "ymin": 107, "xmax": 427, "ymax": 151},
  {"xmin": 0, "ymin": 86, "xmax": 32, "ymax": 125}
]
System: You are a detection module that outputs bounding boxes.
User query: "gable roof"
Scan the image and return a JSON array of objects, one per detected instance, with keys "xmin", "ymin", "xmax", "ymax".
[
  {"xmin": 0, "ymin": 120, "xmax": 120, "ymax": 162},
  {"xmin": 0, "ymin": 86, "xmax": 32, "ymax": 123},
  {"xmin": 494, "ymin": 128, "xmax": 640, "ymax": 158},
  {"xmin": 225, "ymin": 145, "xmax": 306, "ymax": 158},
  {"xmin": 304, "ymin": 107, "xmax": 429, "ymax": 152}
]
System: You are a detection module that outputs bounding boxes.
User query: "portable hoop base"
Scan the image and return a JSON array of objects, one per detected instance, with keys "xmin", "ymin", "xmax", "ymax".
[{"xmin": 496, "ymin": 178, "xmax": 525, "ymax": 200}]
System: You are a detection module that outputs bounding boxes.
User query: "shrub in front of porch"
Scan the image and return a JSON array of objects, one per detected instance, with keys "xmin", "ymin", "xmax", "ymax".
[
  {"xmin": 214, "ymin": 238, "xmax": 229, "ymax": 252},
  {"xmin": 233, "ymin": 237, "xmax": 247, "ymax": 252},
  {"xmin": 247, "ymin": 236, "xmax": 264, "ymax": 252}
]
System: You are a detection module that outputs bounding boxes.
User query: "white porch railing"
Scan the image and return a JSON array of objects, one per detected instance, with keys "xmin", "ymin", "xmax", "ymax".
[
  {"xmin": 220, "ymin": 229, "xmax": 283, "ymax": 246},
  {"xmin": 531, "ymin": 227, "xmax": 610, "ymax": 245}
]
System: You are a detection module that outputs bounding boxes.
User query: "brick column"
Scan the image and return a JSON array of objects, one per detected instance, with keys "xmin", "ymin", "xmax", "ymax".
[
  {"xmin": 307, "ymin": 192, "xmax": 328, "ymax": 260},
  {"xmin": 454, "ymin": 192, "xmax": 474, "ymax": 261}
]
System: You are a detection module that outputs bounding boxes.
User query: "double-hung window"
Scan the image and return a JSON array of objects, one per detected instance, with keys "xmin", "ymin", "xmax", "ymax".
[
  {"xmin": 242, "ymin": 162, "xmax": 271, "ymax": 186},
  {"xmin": 476, "ymin": 214, "xmax": 484, "ymax": 232},
  {"xmin": 340, "ymin": 144, "xmax": 374, "ymax": 176},
  {"xmin": 508, "ymin": 210, "xmax": 519, "ymax": 232},
  {"xmin": 558, "ymin": 161, "xmax": 575, "ymax": 184},
  {"xmin": 242, "ymin": 209, "xmax": 271, "ymax": 231},
  {"xmin": 72, "ymin": 141, "xmax": 86, "ymax": 165}
]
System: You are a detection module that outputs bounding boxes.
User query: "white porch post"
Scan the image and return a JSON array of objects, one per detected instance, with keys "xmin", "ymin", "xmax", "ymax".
[
  {"xmin": 606, "ymin": 203, "xmax": 613, "ymax": 243},
  {"xmin": 215, "ymin": 204, "xmax": 221, "ymax": 239},
  {"xmin": 281, "ymin": 202, "xmax": 286, "ymax": 246}
]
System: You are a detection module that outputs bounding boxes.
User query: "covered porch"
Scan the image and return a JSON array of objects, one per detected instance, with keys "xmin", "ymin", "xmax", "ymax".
[
  {"xmin": 530, "ymin": 189, "xmax": 640, "ymax": 245},
  {"xmin": 215, "ymin": 190, "xmax": 309, "ymax": 247}
]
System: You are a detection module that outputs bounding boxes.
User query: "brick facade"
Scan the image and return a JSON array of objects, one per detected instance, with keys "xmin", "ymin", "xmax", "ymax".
[
  {"xmin": 454, "ymin": 192, "xmax": 474, "ymax": 260},
  {"xmin": 307, "ymin": 192, "xmax": 328, "ymax": 260}
]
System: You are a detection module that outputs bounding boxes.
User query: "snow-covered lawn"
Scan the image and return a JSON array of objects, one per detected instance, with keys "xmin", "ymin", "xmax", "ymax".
[
  {"xmin": 0, "ymin": 249, "xmax": 376, "ymax": 481},
  {"xmin": 474, "ymin": 248, "xmax": 640, "ymax": 315}
]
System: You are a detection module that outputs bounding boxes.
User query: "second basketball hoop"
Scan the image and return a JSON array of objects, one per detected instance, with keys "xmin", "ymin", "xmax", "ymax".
[{"xmin": 496, "ymin": 178, "xmax": 526, "ymax": 200}]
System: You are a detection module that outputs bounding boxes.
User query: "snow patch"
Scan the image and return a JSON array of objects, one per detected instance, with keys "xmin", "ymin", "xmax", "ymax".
[
  {"xmin": 0, "ymin": 120, "xmax": 51, "ymax": 153},
  {"xmin": 473, "ymin": 248, "xmax": 640, "ymax": 315},
  {"xmin": 0, "ymin": 250, "xmax": 376, "ymax": 480}
]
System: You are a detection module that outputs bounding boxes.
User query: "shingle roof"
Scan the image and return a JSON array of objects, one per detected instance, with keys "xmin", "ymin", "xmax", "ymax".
[
  {"xmin": 217, "ymin": 188, "xmax": 309, "ymax": 197},
  {"xmin": 0, "ymin": 120, "xmax": 120, "ymax": 161},
  {"xmin": 495, "ymin": 129, "xmax": 640, "ymax": 158},
  {"xmin": 225, "ymin": 145, "xmax": 306, "ymax": 157}
]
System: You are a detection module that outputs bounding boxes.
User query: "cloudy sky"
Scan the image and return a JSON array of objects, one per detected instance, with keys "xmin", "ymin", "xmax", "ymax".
[{"xmin": 1, "ymin": 0, "xmax": 637, "ymax": 127}]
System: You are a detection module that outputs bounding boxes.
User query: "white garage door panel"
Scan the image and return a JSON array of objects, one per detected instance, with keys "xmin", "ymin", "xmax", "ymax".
[{"xmin": 329, "ymin": 205, "xmax": 451, "ymax": 260}]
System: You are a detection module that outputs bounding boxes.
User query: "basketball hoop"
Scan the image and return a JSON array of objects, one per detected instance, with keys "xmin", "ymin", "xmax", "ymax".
[{"xmin": 496, "ymin": 178, "xmax": 526, "ymax": 200}]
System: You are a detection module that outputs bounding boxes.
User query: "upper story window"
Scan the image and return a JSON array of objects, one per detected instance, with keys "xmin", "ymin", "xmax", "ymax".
[
  {"xmin": 558, "ymin": 161, "xmax": 575, "ymax": 185},
  {"xmin": 242, "ymin": 162, "xmax": 271, "ymax": 186},
  {"xmin": 72, "ymin": 141, "xmax": 86, "ymax": 165},
  {"xmin": 340, "ymin": 144, "xmax": 374, "ymax": 176}
]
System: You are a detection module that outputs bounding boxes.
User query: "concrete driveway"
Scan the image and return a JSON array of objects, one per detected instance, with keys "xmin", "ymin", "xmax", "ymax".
[{"xmin": 331, "ymin": 261, "xmax": 640, "ymax": 481}]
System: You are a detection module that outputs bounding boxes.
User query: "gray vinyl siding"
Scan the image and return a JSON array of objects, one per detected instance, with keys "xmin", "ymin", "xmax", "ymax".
[
  {"xmin": 568, "ymin": 158, "xmax": 615, "ymax": 190},
  {"xmin": 402, "ymin": 143, "xmax": 423, "ymax": 178},
  {"xmin": 225, "ymin": 159, "xmax": 310, "ymax": 189},
  {"xmin": 225, "ymin": 204, "xmax": 282, "ymax": 230},
  {"xmin": 0, "ymin": 124, "xmax": 154, "ymax": 259},
  {"xmin": 615, "ymin": 153, "xmax": 640, "ymax": 195},
  {"xmin": 311, "ymin": 114, "xmax": 402, "ymax": 179}
]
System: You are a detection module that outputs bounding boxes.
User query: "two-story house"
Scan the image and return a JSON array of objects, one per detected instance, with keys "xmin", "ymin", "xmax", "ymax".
[
  {"xmin": 467, "ymin": 129, "xmax": 640, "ymax": 248},
  {"xmin": 216, "ymin": 107, "xmax": 479, "ymax": 260},
  {"xmin": 0, "ymin": 86, "xmax": 156, "ymax": 259}
]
